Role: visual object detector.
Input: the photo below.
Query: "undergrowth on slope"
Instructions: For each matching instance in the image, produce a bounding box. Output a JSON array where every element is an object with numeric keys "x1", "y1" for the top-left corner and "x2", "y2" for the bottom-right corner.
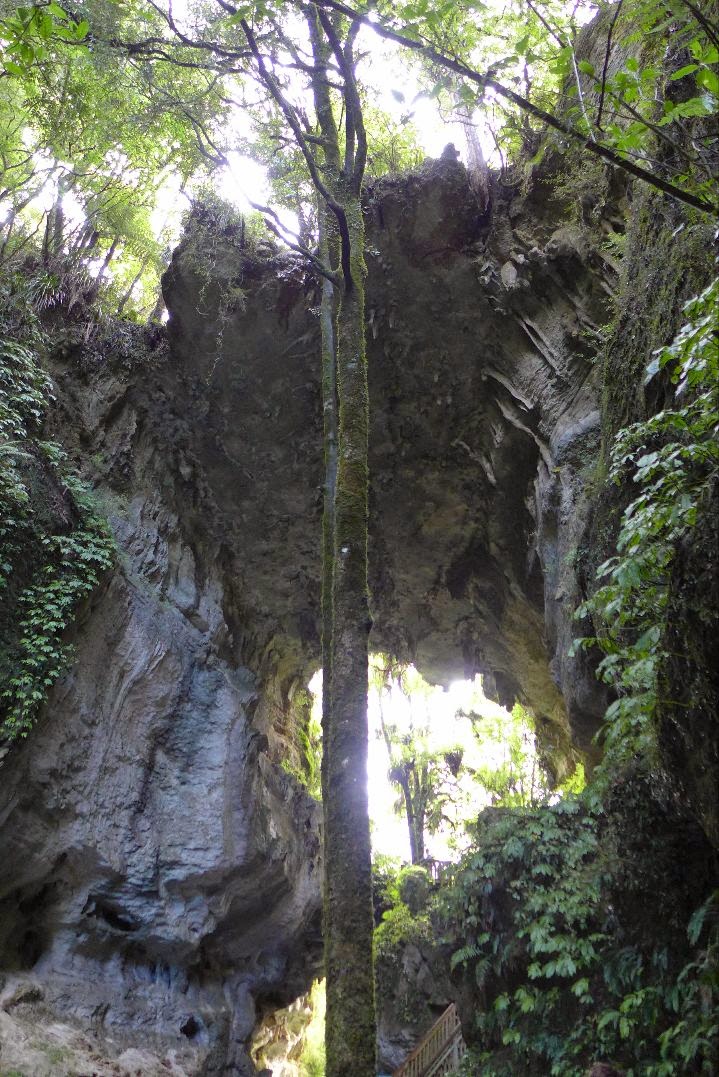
[
  {"x1": 448, "y1": 791, "x2": 717, "y2": 1076},
  {"x1": 0, "y1": 316, "x2": 114, "y2": 742}
]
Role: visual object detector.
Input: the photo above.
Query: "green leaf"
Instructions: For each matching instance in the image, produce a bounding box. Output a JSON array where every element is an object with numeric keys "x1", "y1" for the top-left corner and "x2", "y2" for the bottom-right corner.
[
  {"x1": 597, "y1": 1010, "x2": 619, "y2": 1032},
  {"x1": 458, "y1": 82, "x2": 476, "y2": 107},
  {"x1": 668, "y1": 64, "x2": 698, "y2": 81},
  {"x1": 696, "y1": 68, "x2": 719, "y2": 96}
]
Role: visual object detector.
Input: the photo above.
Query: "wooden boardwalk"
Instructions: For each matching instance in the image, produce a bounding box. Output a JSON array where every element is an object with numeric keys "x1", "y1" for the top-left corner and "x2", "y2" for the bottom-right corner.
[{"x1": 392, "y1": 1003, "x2": 466, "y2": 1077}]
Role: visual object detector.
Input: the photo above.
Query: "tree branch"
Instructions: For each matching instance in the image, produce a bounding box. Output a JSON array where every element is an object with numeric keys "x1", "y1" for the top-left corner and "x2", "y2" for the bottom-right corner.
[
  {"x1": 304, "y1": 0, "x2": 719, "y2": 217},
  {"x1": 143, "y1": 0, "x2": 252, "y2": 61},
  {"x1": 679, "y1": 0, "x2": 719, "y2": 50},
  {"x1": 238, "y1": 11, "x2": 356, "y2": 282},
  {"x1": 249, "y1": 198, "x2": 341, "y2": 284},
  {"x1": 315, "y1": 5, "x2": 365, "y2": 188},
  {"x1": 597, "y1": 0, "x2": 623, "y2": 131}
]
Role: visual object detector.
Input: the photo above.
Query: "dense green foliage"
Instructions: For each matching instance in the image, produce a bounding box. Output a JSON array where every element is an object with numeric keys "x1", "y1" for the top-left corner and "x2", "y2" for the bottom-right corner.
[
  {"x1": 2, "y1": 0, "x2": 716, "y2": 323},
  {"x1": 447, "y1": 788, "x2": 717, "y2": 1075},
  {"x1": 464, "y1": 702, "x2": 552, "y2": 808},
  {"x1": 574, "y1": 277, "x2": 719, "y2": 777},
  {"x1": 0, "y1": 471, "x2": 113, "y2": 739},
  {"x1": 369, "y1": 657, "x2": 554, "y2": 864},
  {"x1": 0, "y1": 293, "x2": 114, "y2": 741},
  {"x1": 343, "y1": 0, "x2": 718, "y2": 214},
  {"x1": 0, "y1": 0, "x2": 226, "y2": 315},
  {"x1": 282, "y1": 685, "x2": 324, "y2": 800},
  {"x1": 373, "y1": 861, "x2": 435, "y2": 948},
  {"x1": 375, "y1": 895, "x2": 433, "y2": 961}
]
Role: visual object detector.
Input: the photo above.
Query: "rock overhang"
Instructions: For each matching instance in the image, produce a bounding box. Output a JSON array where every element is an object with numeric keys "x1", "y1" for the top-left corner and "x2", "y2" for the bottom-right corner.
[{"x1": 162, "y1": 157, "x2": 612, "y2": 772}]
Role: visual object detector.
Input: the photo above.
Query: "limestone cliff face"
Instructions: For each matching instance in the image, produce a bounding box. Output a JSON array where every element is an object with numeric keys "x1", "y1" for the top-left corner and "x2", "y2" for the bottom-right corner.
[
  {"x1": 0, "y1": 158, "x2": 619, "y2": 1073},
  {"x1": 375, "y1": 932, "x2": 454, "y2": 1072},
  {"x1": 0, "y1": 332, "x2": 322, "y2": 1074},
  {"x1": 164, "y1": 159, "x2": 616, "y2": 775}
]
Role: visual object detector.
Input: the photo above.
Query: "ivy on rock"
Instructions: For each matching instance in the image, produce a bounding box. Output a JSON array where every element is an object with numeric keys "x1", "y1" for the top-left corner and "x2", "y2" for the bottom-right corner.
[
  {"x1": 0, "y1": 331, "x2": 114, "y2": 743},
  {"x1": 573, "y1": 277, "x2": 719, "y2": 777}
]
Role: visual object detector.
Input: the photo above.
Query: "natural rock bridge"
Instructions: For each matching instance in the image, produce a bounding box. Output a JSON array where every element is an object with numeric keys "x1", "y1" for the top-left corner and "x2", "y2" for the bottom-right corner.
[{"x1": 0, "y1": 157, "x2": 616, "y2": 1072}]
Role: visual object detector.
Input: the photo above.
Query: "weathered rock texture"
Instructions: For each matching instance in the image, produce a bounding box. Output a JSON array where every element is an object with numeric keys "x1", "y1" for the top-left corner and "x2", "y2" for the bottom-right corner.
[
  {"x1": 375, "y1": 932, "x2": 454, "y2": 1073},
  {"x1": 659, "y1": 476, "x2": 719, "y2": 848},
  {"x1": 0, "y1": 986, "x2": 196, "y2": 1076},
  {"x1": 164, "y1": 160, "x2": 617, "y2": 775},
  {"x1": 0, "y1": 324, "x2": 323, "y2": 1074},
  {"x1": 0, "y1": 157, "x2": 626, "y2": 1072},
  {"x1": 250, "y1": 987, "x2": 315, "y2": 1076}
]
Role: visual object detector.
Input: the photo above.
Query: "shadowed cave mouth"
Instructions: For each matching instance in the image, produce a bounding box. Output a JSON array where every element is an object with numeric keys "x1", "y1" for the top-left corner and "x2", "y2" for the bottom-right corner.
[{"x1": 82, "y1": 895, "x2": 141, "y2": 934}]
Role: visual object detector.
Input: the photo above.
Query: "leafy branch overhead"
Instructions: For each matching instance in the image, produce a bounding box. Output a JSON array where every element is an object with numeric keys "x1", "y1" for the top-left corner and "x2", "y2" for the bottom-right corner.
[
  {"x1": 1, "y1": 0, "x2": 717, "y2": 320},
  {"x1": 301, "y1": 0, "x2": 718, "y2": 215}
]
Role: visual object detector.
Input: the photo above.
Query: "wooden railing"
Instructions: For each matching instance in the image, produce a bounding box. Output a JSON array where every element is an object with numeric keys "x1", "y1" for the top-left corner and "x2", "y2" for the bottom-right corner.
[
  {"x1": 419, "y1": 858, "x2": 455, "y2": 886},
  {"x1": 392, "y1": 1003, "x2": 466, "y2": 1077}
]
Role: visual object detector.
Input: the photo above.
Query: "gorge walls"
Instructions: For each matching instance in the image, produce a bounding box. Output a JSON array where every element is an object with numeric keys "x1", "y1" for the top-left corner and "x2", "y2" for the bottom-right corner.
[{"x1": 0, "y1": 153, "x2": 714, "y2": 1074}]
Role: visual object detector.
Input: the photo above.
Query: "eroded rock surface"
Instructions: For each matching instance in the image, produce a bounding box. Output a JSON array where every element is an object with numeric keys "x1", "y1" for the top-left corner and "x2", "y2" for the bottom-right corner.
[
  {"x1": 164, "y1": 159, "x2": 614, "y2": 772},
  {"x1": 0, "y1": 341, "x2": 323, "y2": 1073},
  {"x1": 250, "y1": 988, "x2": 315, "y2": 1076},
  {"x1": 0, "y1": 984, "x2": 196, "y2": 1076},
  {"x1": 376, "y1": 935, "x2": 454, "y2": 1073}
]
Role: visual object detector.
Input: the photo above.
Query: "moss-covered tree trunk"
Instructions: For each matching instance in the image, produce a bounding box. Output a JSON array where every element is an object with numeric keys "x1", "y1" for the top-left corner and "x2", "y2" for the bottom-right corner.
[
  {"x1": 242, "y1": 9, "x2": 376, "y2": 1070},
  {"x1": 324, "y1": 194, "x2": 375, "y2": 1077},
  {"x1": 318, "y1": 200, "x2": 376, "y2": 1073},
  {"x1": 319, "y1": 203, "x2": 338, "y2": 808}
]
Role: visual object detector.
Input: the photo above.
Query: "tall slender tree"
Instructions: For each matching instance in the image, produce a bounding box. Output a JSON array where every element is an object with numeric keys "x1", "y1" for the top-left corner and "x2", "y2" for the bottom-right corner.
[
  {"x1": 231, "y1": 7, "x2": 376, "y2": 1072},
  {"x1": 372, "y1": 656, "x2": 464, "y2": 864}
]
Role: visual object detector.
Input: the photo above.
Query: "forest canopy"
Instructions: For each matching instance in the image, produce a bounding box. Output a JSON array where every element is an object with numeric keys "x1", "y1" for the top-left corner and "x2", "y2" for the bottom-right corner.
[{"x1": 0, "y1": 0, "x2": 716, "y2": 316}]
